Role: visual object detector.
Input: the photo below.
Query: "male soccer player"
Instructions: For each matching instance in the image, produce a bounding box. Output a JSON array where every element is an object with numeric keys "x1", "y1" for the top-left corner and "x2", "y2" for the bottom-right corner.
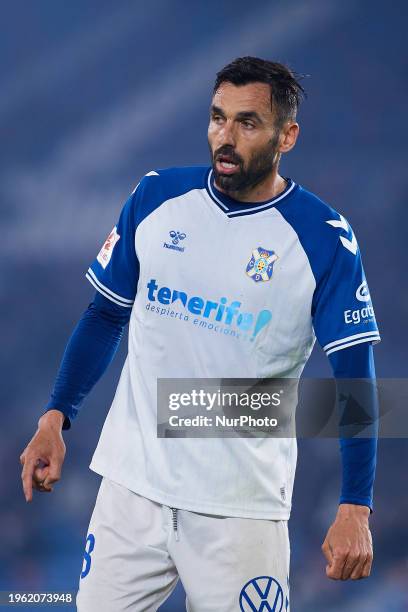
[{"x1": 20, "y1": 57, "x2": 380, "y2": 611}]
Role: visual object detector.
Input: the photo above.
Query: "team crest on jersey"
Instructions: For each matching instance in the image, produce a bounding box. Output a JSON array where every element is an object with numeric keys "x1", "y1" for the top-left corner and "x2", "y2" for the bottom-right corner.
[
  {"x1": 97, "y1": 226, "x2": 120, "y2": 269},
  {"x1": 246, "y1": 247, "x2": 278, "y2": 283}
]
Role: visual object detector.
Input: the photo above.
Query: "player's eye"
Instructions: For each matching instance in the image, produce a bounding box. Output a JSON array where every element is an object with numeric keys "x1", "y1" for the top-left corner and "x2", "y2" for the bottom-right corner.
[
  {"x1": 212, "y1": 115, "x2": 224, "y2": 123},
  {"x1": 241, "y1": 120, "x2": 255, "y2": 129}
]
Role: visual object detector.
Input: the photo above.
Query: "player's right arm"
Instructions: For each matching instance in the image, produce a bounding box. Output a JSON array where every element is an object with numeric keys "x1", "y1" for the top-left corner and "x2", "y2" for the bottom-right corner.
[
  {"x1": 20, "y1": 181, "x2": 143, "y2": 502},
  {"x1": 20, "y1": 292, "x2": 132, "y2": 501}
]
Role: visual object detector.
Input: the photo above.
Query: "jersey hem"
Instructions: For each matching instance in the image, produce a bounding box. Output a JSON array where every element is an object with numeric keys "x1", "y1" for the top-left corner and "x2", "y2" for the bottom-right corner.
[{"x1": 89, "y1": 463, "x2": 291, "y2": 520}]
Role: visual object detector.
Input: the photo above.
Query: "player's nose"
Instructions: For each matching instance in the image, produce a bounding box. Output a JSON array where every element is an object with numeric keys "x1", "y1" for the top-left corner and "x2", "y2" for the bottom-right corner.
[{"x1": 218, "y1": 119, "x2": 237, "y2": 147}]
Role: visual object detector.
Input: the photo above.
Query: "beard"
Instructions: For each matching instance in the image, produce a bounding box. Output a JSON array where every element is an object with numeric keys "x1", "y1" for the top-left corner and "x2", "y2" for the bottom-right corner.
[{"x1": 209, "y1": 133, "x2": 280, "y2": 197}]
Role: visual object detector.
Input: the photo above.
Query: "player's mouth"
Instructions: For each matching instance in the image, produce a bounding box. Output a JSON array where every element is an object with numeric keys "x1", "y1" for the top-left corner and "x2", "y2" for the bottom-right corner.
[{"x1": 215, "y1": 155, "x2": 240, "y2": 175}]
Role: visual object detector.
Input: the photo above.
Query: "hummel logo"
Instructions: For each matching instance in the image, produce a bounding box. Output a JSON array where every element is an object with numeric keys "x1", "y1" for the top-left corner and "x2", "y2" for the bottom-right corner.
[
  {"x1": 163, "y1": 230, "x2": 187, "y2": 253},
  {"x1": 169, "y1": 230, "x2": 186, "y2": 245}
]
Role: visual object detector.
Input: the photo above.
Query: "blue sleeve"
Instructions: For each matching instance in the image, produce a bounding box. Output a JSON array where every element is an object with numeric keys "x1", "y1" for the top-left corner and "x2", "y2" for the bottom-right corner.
[
  {"x1": 45, "y1": 170, "x2": 172, "y2": 427},
  {"x1": 329, "y1": 342, "x2": 378, "y2": 512},
  {"x1": 44, "y1": 292, "x2": 131, "y2": 429},
  {"x1": 313, "y1": 230, "x2": 381, "y2": 357},
  {"x1": 85, "y1": 190, "x2": 139, "y2": 308},
  {"x1": 85, "y1": 170, "x2": 166, "y2": 306},
  {"x1": 275, "y1": 194, "x2": 381, "y2": 356}
]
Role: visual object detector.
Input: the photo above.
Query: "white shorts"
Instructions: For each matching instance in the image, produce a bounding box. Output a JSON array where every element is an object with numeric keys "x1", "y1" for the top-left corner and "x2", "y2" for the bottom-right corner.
[{"x1": 76, "y1": 477, "x2": 290, "y2": 612}]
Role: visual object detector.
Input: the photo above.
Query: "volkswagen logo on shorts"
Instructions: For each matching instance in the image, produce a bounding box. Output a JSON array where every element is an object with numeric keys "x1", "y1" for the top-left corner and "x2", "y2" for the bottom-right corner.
[{"x1": 239, "y1": 575, "x2": 284, "y2": 611}]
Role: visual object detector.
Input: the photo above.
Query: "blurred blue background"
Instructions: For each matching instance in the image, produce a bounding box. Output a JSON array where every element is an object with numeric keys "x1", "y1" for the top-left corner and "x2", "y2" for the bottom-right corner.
[{"x1": 1, "y1": 0, "x2": 407, "y2": 609}]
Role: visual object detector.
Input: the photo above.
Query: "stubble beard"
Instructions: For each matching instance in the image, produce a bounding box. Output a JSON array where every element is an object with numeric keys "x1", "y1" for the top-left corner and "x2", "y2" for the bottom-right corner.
[{"x1": 209, "y1": 133, "x2": 280, "y2": 198}]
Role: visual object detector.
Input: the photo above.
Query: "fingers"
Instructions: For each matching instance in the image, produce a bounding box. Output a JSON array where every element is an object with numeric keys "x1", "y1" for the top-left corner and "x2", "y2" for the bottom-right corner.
[
  {"x1": 326, "y1": 549, "x2": 373, "y2": 580},
  {"x1": 29, "y1": 461, "x2": 61, "y2": 494},
  {"x1": 43, "y1": 463, "x2": 62, "y2": 489},
  {"x1": 322, "y1": 538, "x2": 346, "y2": 581},
  {"x1": 350, "y1": 553, "x2": 370, "y2": 580},
  {"x1": 350, "y1": 552, "x2": 373, "y2": 580},
  {"x1": 21, "y1": 452, "x2": 59, "y2": 501},
  {"x1": 21, "y1": 456, "x2": 37, "y2": 502},
  {"x1": 20, "y1": 429, "x2": 65, "y2": 502},
  {"x1": 360, "y1": 553, "x2": 373, "y2": 578},
  {"x1": 326, "y1": 549, "x2": 347, "y2": 580},
  {"x1": 33, "y1": 466, "x2": 53, "y2": 493},
  {"x1": 38, "y1": 482, "x2": 53, "y2": 493},
  {"x1": 321, "y1": 538, "x2": 332, "y2": 564},
  {"x1": 341, "y1": 551, "x2": 361, "y2": 580}
]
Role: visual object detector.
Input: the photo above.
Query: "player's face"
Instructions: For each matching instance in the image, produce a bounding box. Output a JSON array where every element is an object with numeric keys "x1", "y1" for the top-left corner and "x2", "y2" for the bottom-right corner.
[{"x1": 208, "y1": 82, "x2": 281, "y2": 196}]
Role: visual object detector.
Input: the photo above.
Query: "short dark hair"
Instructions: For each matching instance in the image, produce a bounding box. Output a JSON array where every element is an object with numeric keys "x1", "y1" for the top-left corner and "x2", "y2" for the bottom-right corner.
[{"x1": 213, "y1": 56, "x2": 307, "y2": 129}]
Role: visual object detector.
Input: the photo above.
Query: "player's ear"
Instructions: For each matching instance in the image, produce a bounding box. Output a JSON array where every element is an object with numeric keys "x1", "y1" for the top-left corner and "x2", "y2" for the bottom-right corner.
[{"x1": 278, "y1": 122, "x2": 299, "y2": 153}]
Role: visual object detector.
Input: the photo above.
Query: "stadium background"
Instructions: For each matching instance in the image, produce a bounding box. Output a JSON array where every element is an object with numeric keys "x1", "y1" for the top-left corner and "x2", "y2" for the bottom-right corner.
[{"x1": 1, "y1": 0, "x2": 407, "y2": 609}]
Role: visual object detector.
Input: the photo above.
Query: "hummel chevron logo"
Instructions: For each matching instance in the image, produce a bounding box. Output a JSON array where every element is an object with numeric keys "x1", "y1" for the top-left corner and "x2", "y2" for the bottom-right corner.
[{"x1": 326, "y1": 214, "x2": 358, "y2": 255}]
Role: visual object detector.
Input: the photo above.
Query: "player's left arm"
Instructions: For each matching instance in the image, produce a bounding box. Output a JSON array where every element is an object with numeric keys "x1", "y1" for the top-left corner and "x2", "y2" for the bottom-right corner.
[
  {"x1": 321, "y1": 342, "x2": 378, "y2": 580},
  {"x1": 311, "y1": 217, "x2": 381, "y2": 581}
]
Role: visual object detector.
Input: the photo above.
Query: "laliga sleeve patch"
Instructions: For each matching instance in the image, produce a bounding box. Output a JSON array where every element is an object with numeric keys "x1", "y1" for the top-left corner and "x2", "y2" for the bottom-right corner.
[{"x1": 97, "y1": 226, "x2": 120, "y2": 269}]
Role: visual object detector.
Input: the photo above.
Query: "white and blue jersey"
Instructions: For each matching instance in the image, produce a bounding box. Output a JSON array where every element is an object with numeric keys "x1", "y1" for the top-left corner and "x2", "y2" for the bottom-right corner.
[{"x1": 85, "y1": 166, "x2": 380, "y2": 519}]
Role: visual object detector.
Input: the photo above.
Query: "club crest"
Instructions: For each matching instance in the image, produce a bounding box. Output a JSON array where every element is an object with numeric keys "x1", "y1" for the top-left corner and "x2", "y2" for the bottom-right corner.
[{"x1": 246, "y1": 247, "x2": 278, "y2": 283}]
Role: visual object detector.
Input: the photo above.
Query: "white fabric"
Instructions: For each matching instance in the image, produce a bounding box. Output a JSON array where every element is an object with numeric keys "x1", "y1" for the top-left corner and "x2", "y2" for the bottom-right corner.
[
  {"x1": 88, "y1": 168, "x2": 379, "y2": 519},
  {"x1": 90, "y1": 190, "x2": 315, "y2": 519},
  {"x1": 76, "y1": 477, "x2": 290, "y2": 612}
]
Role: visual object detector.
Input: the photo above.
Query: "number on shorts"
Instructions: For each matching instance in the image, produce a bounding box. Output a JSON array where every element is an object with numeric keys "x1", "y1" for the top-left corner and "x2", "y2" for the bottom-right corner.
[{"x1": 81, "y1": 533, "x2": 95, "y2": 579}]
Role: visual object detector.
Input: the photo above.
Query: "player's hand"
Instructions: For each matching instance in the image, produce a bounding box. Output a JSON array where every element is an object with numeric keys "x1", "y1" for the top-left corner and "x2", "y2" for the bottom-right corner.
[
  {"x1": 321, "y1": 503, "x2": 373, "y2": 580},
  {"x1": 20, "y1": 410, "x2": 66, "y2": 502}
]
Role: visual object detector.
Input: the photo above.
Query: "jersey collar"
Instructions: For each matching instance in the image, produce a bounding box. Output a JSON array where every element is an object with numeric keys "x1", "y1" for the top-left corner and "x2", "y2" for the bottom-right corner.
[{"x1": 205, "y1": 168, "x2": 297, "y2": 218}]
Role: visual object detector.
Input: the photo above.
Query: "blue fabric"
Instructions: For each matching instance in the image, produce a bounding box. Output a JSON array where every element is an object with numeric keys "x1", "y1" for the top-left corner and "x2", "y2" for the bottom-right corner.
[
  {"x1": 47, "y1": 166, "x2": 212, "y2": 428},
  {"x1": 275, "y1": 190, "x2": 380, "y2": 354},
  {"x1": 329, "y1": 343, "x2": 378, "y2": 511},
  {"x1": 87, "y1": 192, "x2": 140, "y2": 307},
  {"x1": 87, "y1": 166, "x2": 209, "y2": 307},
  {"x1": 44, "y1": 292, "x2": 130, "y2": 429}
]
